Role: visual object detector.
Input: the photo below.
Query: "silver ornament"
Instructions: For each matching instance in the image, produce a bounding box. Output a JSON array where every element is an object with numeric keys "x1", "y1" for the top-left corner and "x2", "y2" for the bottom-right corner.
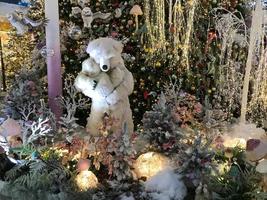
[
  {"x1": 68, "y1": 26, "x2": 82, "y2": 40},
  {"x1": 40, "y1": 46, "x2": 55, "y2": 58},
  {"x1": 115, "y1": 8, "x2": 122, "y2": 18},
  {"x1": 71, "y1": 7, "x2": 82, "y2": 17}
]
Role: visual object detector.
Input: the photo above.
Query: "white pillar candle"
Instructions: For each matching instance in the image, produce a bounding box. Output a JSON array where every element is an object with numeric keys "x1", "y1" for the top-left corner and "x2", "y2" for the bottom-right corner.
[{"x1": 45, "y1": 0, "x2": 62, "y2": 119}]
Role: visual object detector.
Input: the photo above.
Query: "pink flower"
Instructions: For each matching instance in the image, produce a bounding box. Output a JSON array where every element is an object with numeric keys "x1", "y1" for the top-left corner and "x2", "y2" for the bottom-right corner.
[
  {"x1": 111, "y1": 31, "x2": 119, "y2": 38},
  {"x1": 194, "y1": 103, "x2": 203, "y2": 114}
]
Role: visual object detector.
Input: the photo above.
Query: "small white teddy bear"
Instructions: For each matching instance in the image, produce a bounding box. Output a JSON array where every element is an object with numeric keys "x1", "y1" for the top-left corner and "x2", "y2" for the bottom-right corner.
[{"x1": 86, "y1": 38, "x2": 134, "y2": 105}]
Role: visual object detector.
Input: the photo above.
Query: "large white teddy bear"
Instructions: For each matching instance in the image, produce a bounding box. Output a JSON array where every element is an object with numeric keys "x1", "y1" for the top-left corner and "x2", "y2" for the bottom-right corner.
[{"x1": 75, "y1": 37, "x2": 134, "y2": 136}]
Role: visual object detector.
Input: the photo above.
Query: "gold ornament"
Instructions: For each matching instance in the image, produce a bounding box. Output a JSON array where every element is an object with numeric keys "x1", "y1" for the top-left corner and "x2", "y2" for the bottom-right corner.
[
  {"x1": 134, "y1": 152, "x2": 170, "y2": 179},
  {"x1": 76, "y1": 170, "x2": 98, "y2": 191}
]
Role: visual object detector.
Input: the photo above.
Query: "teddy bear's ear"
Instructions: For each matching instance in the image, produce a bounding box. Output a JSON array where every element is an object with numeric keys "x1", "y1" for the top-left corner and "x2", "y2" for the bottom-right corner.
[
  {"x1": 86, "y1": 40, "x2": 100, "y2": 54},
  {"x1": 112, "y1": 41, "x2": 123, "y2": 53}
]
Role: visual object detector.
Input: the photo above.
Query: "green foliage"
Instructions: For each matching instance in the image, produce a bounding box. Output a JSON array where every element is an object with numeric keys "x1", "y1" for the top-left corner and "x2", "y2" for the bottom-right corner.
[
  {"x1": 1, "y1": 159, "x2": 72, "y2": 200},
  {"x1": 11, "y1": 145, "x2": 35, "y2": 159},
  {"x1": 179, "y1": 134, "x2": 216, "y2": 188},
  {"x1": 3, "y1": 67, "x2": 45, "y2": 120},
  {"x1": 208, "y1": 146, "x2": 267, "y2": 200}
]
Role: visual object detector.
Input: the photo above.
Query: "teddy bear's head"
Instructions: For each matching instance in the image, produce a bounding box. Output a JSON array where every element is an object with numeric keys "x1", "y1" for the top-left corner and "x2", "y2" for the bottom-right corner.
[
  {"x1": 86, "y1": 37, "x2": 123, "y2": 72},
  {"x1": 82, "y1": 58, "x2": 101, "y2": 77}
]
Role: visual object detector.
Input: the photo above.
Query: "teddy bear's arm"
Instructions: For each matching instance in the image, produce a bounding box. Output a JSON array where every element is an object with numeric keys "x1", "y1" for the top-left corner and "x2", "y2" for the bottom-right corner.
[
  {"x1": 109, "y1": 67, "x2": 125, "y2": 87},
  {"x1": 105, "y1": 71, "x2": 134, "y2": 105}
]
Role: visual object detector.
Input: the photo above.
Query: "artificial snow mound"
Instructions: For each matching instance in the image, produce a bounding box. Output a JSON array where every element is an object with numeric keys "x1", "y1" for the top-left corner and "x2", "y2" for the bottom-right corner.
[
  {"x1": 231, "y1": 123, "x2": 265, "y2": 140},
  {"x1": 120, "y1": 193, "x2": 135, "y2": 200},
  {"x1": 222, "y1": 123, "x2": 266, "y2": 148},
  {"x1": 145, "y1": 169, "x2": 187, "y2": 200}
]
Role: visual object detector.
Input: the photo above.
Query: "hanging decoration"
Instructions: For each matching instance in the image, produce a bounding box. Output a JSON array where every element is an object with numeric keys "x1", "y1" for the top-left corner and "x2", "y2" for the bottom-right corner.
[
  {"x1": 247, "y1": 1, "x2": 267, "y2": 124},
  {"x1": 7, "y1": 11, "x2": 47, "y2": 35},
  {"x1": 212, "y1": 7, "x2": 247, "y2": 117},
  {"x1": 143, "y1": 0, "x2": 198, "y2": 71},
  {"x1": 182, "y1": 0, "x2": 198, "y2": 71},
  {"x1": 240, "y1": 0, "x2": 265, "y2": 123},
  {"x1": 144, "y1": 0, "x2": 166, "y2": 53},
  {"x1": 81, "y1": 7, "x2": 111, "y2": 29}
]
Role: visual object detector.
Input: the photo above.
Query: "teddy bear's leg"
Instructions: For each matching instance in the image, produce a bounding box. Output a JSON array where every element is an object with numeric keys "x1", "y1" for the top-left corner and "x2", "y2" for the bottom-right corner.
[
  {"x1": 86, "y1": 100, "x2": 110, "y2": 136},
  {"x1": 86, "y1": 111, "x2": 104, "y2": 136},
  {"x1": 86, "y1": 116, "x2": 101, "y2": 136},
  {"x1": 124, "y1": 104, "x2": 134, "y2": 136}
]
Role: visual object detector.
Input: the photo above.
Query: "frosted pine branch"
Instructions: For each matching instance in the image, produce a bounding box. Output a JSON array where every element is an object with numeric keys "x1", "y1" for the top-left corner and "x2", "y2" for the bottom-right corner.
[
  {"x1": 18, "y1": 101, "x2": 37, "y2": 121},
  {"x1": 57, "y1": 74, "x2": 89, "y2": 130},
  {"x1": 26, "y1": 118, "x2": 52, "y2": 145}
]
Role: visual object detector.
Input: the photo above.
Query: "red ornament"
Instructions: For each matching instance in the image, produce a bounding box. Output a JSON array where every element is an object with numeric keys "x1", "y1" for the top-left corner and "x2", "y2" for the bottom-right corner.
[
  {"x1": 143, "y1": 91, "x2": 149, "y2": 100},
  {"x1": 111, "y1": 31, "x2": 119, "y2": 38},
  {"x1": 77, "y1": 159, "x2": 91, "y2": 172},
  {"x1": 246, "y1": 139, "x2": 261, "y2": 151}
]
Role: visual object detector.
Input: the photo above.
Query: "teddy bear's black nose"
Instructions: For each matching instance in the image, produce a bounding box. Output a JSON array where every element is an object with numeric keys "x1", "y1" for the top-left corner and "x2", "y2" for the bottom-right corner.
[{"x1": 102, "y1": 65, "x2": 108, "y2": 71}]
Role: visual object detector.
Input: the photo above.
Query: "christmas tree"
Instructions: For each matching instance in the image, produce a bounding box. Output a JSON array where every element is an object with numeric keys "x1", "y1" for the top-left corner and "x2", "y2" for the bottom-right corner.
[{"x1": 1, "y1": 0, "x2": 267, "y2": 200}]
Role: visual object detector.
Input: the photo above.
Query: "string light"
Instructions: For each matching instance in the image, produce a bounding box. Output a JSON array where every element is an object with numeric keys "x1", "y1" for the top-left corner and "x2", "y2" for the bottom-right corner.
[{"x1": 182, "y1": 0, "x2": 198, "y2": 71}]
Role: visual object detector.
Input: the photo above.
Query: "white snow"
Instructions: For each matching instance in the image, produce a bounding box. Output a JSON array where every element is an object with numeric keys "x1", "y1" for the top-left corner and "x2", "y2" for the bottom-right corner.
[
  {"x1": 144, "y1": 169, "x2": 187, "y2": 200},
  {"x1": 120, "y1": 193, "x2": 135, "y2": 200}
]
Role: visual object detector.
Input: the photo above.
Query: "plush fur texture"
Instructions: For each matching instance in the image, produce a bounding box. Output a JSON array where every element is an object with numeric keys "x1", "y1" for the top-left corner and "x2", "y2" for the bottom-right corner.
[{"x1": 75, "y1": 37, "x2": 134, "y2": 136}]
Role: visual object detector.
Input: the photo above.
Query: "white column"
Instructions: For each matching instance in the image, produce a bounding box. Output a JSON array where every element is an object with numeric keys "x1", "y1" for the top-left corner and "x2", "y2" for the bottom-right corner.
[
  {"x1": 240, "y1": 0, "x2": 263, "y2": 123},
  {"x1": 45, "y1": 0, "x2": 62, "y2": 119}
]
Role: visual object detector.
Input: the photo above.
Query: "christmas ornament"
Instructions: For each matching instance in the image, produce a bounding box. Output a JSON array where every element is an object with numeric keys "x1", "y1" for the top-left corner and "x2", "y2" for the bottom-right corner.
[
  {"x1": 78, "y1": 0, "x2": 90, "y2": 8},
  {"x1": 71, "y1": 6, "x2": 82, "y2": 17},
  {"x1": 130, "y1": 5, "x2": 143, "y2": 32},
  {"x1": 77, "y1": 159, "x2": 91, "y2": 172},
  {"x1": 81, "y1": 7, "x2": 111, "y2": 28},
  {"x1": 68, "y1": 25, "x2": 82, "y2": 40},
  {"x1": 7, "y1": 11, "x2": 47, "y2": 35},
  {"x1": 256, "y1": 159, "x2": 267, "y2": 191},
  {"x1": 115, "y1": 8, "x2": 122, "y2": 18},
  {"x1": 76, "y1": 170, "x2": 98, "y2": 191},
  {"x1": 134, "y1": 152, "x2": 170, "y2": 179},
  {"x1": 70, "y1": 0, "x2": 77, "y2": 4},
  {"x1": 40, "y1": 46, "x2": 55, "y2": 58},
  {"x1": 127, "y1": 20, "x2": 133, "y2": 25}
]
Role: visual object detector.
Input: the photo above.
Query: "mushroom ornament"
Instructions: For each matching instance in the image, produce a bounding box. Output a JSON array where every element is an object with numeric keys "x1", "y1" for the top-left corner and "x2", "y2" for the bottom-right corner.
[
  {"x1": 129, "y1": 5, "x2": 143, "y2": 32},
  {"x1": 246, "y1": 139, "x2": 267, "y2": 191},
  {"x1": 81, "y1": 7, "x2": 111, "y2": 29},
  {"x1": 256, "y1": 160, "x2": 267, "y2": 191}
]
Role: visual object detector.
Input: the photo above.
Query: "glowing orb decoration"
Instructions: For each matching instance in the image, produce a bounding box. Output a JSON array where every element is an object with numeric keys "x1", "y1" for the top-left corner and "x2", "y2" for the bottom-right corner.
[
  {"x1": 76, "y1": 170, "x2": 98, "y2": 191},
  {"x1": 134, "y1": 152, "x2": 170, "y2": 179},
  {"x1": 223, "y1": 137, "x2": 246, "y2": 148}
]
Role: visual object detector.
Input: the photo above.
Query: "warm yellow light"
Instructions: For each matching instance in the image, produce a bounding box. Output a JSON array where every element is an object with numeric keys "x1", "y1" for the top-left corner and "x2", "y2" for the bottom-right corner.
[
  {"x1": 223, "y1": 137, "x2": 246, "y2": 149},
  {"x1": 134, "y1": 152, "x2": 169, "y2": 179},
  {"x1": 217, "y1": 162, "x2": 230, "y2": 175},
  {"x1": 76, "y1": 170, "x2": 98, "y2": 191}
]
